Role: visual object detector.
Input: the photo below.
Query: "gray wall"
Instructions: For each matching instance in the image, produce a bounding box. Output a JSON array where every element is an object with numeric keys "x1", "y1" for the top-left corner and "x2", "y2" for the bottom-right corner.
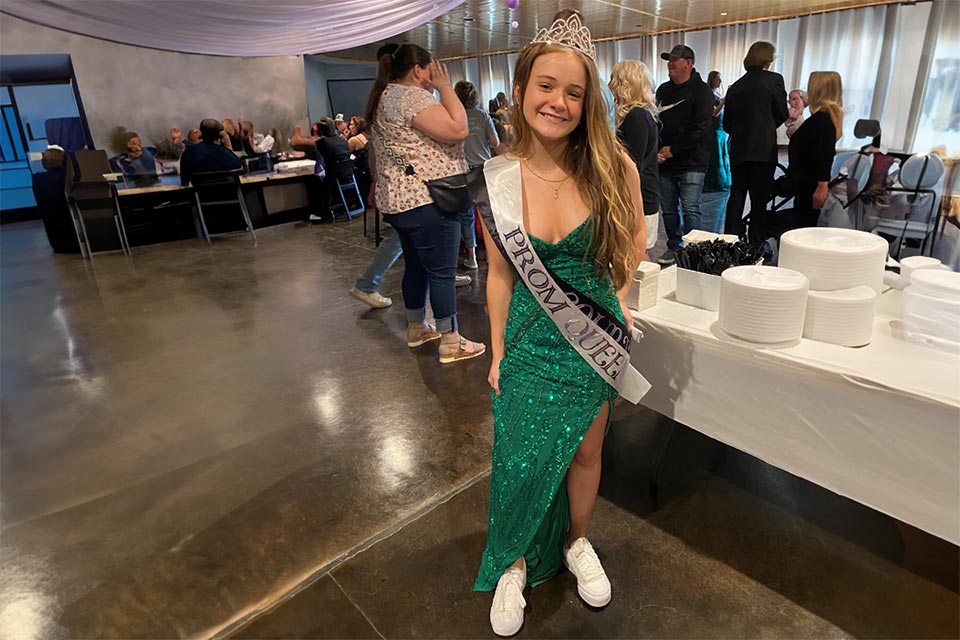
[
  {"x1": 0, "y1": 15, "x2": 310, "y2": 153},
  {"x1": 304, "y1": 57, "x2": 377, "y2": 124}
]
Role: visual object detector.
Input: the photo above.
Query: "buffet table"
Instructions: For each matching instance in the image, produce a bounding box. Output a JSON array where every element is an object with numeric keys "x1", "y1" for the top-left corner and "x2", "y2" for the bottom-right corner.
[{"x1": 629, "y1": 266, "x2": 960, "y2": 544}]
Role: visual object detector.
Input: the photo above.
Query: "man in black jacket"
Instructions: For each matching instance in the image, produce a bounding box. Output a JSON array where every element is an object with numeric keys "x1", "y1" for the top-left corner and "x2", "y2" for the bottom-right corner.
[
  {"x1": 723, "y1": 41, "x2": 789, "y2": 239},
  {"x1": 655, "y1": 44, "x2": 715, "y2": 264}
]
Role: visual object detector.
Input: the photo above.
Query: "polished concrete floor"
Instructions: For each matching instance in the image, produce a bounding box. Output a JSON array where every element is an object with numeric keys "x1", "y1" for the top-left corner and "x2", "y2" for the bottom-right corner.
[{"x1": 1, "y1": 218, "x2": 957, "y2": 639}]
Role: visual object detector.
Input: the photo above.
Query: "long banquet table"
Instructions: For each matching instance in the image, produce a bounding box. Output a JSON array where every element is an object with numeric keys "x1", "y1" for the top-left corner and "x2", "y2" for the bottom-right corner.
[{"x1": 629, "y1": 266, "x2": 960, "y2": 545}]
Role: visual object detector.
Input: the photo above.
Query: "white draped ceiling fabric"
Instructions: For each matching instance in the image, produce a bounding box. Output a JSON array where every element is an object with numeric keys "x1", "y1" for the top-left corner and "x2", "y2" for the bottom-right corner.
[{"x1": 0, "y1": 0, "x2": 466, "y2": 57}]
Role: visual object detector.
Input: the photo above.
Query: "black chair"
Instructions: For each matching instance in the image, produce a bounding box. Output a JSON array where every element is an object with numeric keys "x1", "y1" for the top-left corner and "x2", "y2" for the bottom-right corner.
[
  {"x1": 67, "y1": 149, "x2": 130, "y2": 257},
  {"x1": 190, "y1": 168, "x2": 256, "y2": 242}
]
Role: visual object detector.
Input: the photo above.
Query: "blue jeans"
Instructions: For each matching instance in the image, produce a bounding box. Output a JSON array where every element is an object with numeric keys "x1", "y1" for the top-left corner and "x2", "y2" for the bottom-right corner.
[
  {"x1": 386, "y1": 202, "x2": 461, "y2": 334},
  {"x1": 355, "y1": 225, "x2": 403, "y2": 293},
  {"x1": 460, "y1": 206, "x2": 476, "y2": 248},
  {"x1": 659, "y1": 171, "x2": 706, "y2": 250},
  {"x1": 701, "y1": 190, "x2": 730, "y2": 235}
]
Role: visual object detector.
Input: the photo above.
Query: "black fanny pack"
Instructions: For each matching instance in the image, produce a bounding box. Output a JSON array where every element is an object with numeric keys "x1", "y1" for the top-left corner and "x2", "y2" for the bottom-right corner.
[{"x1": 405, "y1": 165, "x2": 472, "y2": 213}]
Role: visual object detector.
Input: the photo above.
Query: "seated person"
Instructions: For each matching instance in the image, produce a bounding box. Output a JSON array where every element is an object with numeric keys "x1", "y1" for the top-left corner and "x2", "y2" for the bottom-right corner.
[
  {"x1": 179, "y1": 118, "x2": 242, "y2": 186},
  {"x1": 155, "y1": 127, "x2": 185, "y2": 159},
  {"x1": 347, "y1": 117, "x2": 369, "y2": 152},
  {"x1": 289, "y1": 124, "x2": 320, "y2": 159},
  {"x1": 316, "y1": 118, "x2": 351, "y2": 175},
  {"x1": 334, "y1": 113, "x2": 349, "y2": 139},
  {"x1": 308, "y1": 119, "x2": 351, "y2": 222},
  {"x1": 240, "y1": 121, "x2": 274, "y2": 156},
  {"x1": 112, "y1": 132, "x2": 158, "y2": 178}
]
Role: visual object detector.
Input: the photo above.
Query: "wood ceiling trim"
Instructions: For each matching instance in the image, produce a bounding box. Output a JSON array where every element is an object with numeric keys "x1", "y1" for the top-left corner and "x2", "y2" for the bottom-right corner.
[{"x1": 591, "y1": 0, "x2": 693, "y2": 28}]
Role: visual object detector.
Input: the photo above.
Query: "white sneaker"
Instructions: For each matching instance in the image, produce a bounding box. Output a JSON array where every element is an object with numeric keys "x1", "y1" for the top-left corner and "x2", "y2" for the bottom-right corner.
[
  {"x1": 490, "y1": 564, "x2": 526, "y2": 637},
  {"x1": 350, "y1": 287, "x2": 392, "y2": 308},
  {"x1": 564, "y1": 538, "x2": 611, "y2": 607},
  {"x1": 455, "y1": 274, "x2": 472, "y2": 287},
  {"x1": 463, "y1": 257, "x2": 479, "y2": 269}
]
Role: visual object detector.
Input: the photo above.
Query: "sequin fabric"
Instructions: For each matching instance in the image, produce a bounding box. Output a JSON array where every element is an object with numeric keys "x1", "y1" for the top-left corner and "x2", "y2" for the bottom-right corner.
[{"x1": 474, "y1": 219, "x2": 621, "y2": 591}]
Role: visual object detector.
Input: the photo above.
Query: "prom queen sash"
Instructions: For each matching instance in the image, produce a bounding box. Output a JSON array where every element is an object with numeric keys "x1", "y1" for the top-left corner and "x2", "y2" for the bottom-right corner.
[{"x1": 482, "y1": 156, "x2": 651, "y2": 404}]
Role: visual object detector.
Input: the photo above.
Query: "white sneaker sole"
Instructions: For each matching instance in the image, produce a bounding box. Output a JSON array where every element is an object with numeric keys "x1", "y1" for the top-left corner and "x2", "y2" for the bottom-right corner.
[
  {"x1": 576, "y1": 584, "x2": 611, "y2": 608},
  {"x1": 438, "y1": 344, "x2": 486, "y2": 364},
  {"x1": 407, "y1": 333, "x2": 441, "y2": 348},
  {"x1": 490, "y1": 612, "x2": 523, "y2": 637},
  {"x1": 349, "y1": 288, "x2": 391, "y2": 308},
  {"x1": 564, "y1": 558, "x2": 611, "y2": 607}
]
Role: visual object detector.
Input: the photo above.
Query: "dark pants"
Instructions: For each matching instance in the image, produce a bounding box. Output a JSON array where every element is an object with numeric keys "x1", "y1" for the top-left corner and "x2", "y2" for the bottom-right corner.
[
  {"x1": 794, "y1": 186, "x2": 821, "y2": 228},
  {"x1": 306, "y1": 175, "x2": 334, "y2": 220},
  {"x1": 725, "y1": 161, "x2": 776, "y2": 239},
  {"x1": 386, "y1": 202, "x2": 462, "y2": 334}
]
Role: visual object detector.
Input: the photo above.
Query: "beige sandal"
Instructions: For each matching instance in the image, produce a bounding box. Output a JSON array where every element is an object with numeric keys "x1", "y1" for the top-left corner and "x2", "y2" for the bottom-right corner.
[
  {"x1": 439, "y1": 335, "x2": 486, "y2": 364},
  {"x1": 407, "y1": 323, "x2": 441, "y2": 348}
]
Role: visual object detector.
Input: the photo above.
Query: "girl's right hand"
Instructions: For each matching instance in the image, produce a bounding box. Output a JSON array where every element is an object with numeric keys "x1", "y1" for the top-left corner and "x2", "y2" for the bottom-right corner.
[{"x1": 488, "y1": 358, "x2": 502, "y2": 396}]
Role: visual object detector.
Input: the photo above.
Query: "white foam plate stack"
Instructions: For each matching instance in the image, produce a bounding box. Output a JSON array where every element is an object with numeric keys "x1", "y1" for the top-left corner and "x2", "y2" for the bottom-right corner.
[
  {"x1": 803, "y1": 286, "x2": 877, "y2": 347},
  {"x1": 719, "y1": 266, "x2": 809, "y2": 343},
  {"x1": 627, "y1": 261, "x2": 660, "y2": 312},
  {"x1": 780, "y1": 228, "x2": 889, "y2": 293},
  {"x1": 903, "y1": 269, "x2": 960, "y2": 352}
]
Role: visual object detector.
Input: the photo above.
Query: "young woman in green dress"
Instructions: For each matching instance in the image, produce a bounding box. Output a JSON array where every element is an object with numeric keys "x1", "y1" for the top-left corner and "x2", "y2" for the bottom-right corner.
[{"x1": 474, "y1": 13, "x2": 649, "y2": 636}]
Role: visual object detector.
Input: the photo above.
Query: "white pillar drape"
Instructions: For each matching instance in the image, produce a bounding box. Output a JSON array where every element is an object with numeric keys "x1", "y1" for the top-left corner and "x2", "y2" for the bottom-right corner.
[
  {"x1": 796, "y1": 5, "x2": 889, "y2": 149},
  {"x1": 477, "y1": 53, "x2": 516, "y2": 107}
]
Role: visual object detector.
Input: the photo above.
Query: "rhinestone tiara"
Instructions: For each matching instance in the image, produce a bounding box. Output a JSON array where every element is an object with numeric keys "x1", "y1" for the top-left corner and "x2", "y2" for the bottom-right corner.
[{"x1": 529, "y1": 14, "x2": 596, "y2": 60}]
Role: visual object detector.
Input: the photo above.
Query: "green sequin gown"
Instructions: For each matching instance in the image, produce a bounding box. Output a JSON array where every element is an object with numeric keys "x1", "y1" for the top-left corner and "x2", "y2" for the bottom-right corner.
[{"x1": 474, "y1": 219, "x2": 622, "y2": 591}]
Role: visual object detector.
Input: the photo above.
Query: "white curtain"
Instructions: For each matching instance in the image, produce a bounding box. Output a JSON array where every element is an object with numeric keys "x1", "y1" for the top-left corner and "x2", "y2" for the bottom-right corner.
[
  {"x1": 594, "y1": 41, "x2": 620, "y2": 86},
  {"x1": 709, "y1": 20, "x2": 779, "y2": 93},
  {"x1": 796, "y1": 6, "x2": 889, "y2": 149},
  {"x1": 0, "y1": 0, "x2": 466, "y2": 56},
  {"x1": 478, "y1": 53, "x2": 515, "y2": 107},
  {"x1": 912, "y1": 0, "x2": 960, "y2": 155},
  {"x1": 593, "y1": 36, "x2": 655, "y2": 86}
]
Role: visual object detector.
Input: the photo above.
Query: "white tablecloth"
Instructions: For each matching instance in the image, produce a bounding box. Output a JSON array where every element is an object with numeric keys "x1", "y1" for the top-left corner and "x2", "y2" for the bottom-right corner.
[{"x1": 630, "y1": 267, "x2": 960, "y2": 544}]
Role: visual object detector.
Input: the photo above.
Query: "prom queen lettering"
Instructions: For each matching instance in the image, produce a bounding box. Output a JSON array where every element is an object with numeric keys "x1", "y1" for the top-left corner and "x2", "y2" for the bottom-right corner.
[{"x1": 501, "y1": 224, "x2": 627, "y2": 380}]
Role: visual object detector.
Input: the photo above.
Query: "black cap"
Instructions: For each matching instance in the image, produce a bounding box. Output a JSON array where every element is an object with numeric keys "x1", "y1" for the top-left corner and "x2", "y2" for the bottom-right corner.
[{"x1": 660, "y1": 44, "x2": 695, "y2": 62}]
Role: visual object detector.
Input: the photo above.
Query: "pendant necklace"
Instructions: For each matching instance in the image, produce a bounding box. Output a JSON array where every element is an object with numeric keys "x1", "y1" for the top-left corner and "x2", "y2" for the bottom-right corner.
[{"x1": 523, "y1": 160, "x2": 570, "y2": 199}]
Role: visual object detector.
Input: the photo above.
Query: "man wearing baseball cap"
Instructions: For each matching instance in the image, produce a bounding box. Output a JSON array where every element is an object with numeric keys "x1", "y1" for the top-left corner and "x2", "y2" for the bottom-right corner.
[
  {"x1": 654, "y1": 44, "x2": 715, "y2": 265},
  {"x1": 333, "y1": 113, "x2": 349, "y2": 139}
]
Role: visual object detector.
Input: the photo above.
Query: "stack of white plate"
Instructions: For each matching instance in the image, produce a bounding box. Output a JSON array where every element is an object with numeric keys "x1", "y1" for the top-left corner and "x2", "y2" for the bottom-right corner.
[
  {"x1": 803, "y1": 286, "x2": 877, "y2": 347},
  {"x1": 780, "y1": 228, "x2": 889, "y2": 292},
  {"x1": 719, "y1": 266, "x2": 809, "y2": 343},
  {"x1": 903, "y1": 269, "x2": 960, "y2": 351}
]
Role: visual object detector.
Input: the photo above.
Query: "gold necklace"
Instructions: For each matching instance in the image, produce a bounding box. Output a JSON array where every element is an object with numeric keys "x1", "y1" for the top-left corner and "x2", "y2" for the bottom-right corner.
[{"x1": 523, "y1": 160, "x2": 570, "y2": 200}]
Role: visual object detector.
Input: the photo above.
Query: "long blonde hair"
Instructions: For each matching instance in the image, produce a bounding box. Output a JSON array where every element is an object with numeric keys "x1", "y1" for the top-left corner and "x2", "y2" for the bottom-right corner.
[
  {"x1": 808, "y1": 71, "x2": 843, "y2": 141},
  {"x1": 608, "y1": 60, "x2": 657, "y2": 127},
  {"x1": 511, "y1": 43, "x2": 638, "y2": 290}
]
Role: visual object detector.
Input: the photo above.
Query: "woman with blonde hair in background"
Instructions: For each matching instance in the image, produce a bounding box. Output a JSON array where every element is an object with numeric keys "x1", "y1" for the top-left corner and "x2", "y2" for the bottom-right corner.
[
  {"x1": 609, "y1": 59, "x2": 661, "y2": 250},
  {"x1": 474, "y1": 12, "x2": 650, "y2": 636},
  {"x1": 787, "y1": 71, "x2": 843, "y2": 227}
]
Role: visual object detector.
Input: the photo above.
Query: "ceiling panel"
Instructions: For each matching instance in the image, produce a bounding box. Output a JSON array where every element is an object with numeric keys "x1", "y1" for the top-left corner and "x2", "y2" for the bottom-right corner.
[{"x1": 317, "y1": 0, "x2": 911, "y2": 62}]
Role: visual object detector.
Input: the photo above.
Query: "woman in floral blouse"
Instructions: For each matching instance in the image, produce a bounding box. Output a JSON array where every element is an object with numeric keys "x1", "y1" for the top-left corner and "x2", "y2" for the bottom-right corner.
[{"x1": 366, "y1": 44, "x2": 486, "y2": 364}]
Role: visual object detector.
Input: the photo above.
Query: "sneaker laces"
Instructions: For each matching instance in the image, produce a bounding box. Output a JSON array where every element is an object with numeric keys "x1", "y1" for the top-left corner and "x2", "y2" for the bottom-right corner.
[
  {"x1": 493, "y1": 568, "x2": 526, "y2": 613},
  {"x1": 570, "y1": 540, "x2": 606, "y2": 584}
]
